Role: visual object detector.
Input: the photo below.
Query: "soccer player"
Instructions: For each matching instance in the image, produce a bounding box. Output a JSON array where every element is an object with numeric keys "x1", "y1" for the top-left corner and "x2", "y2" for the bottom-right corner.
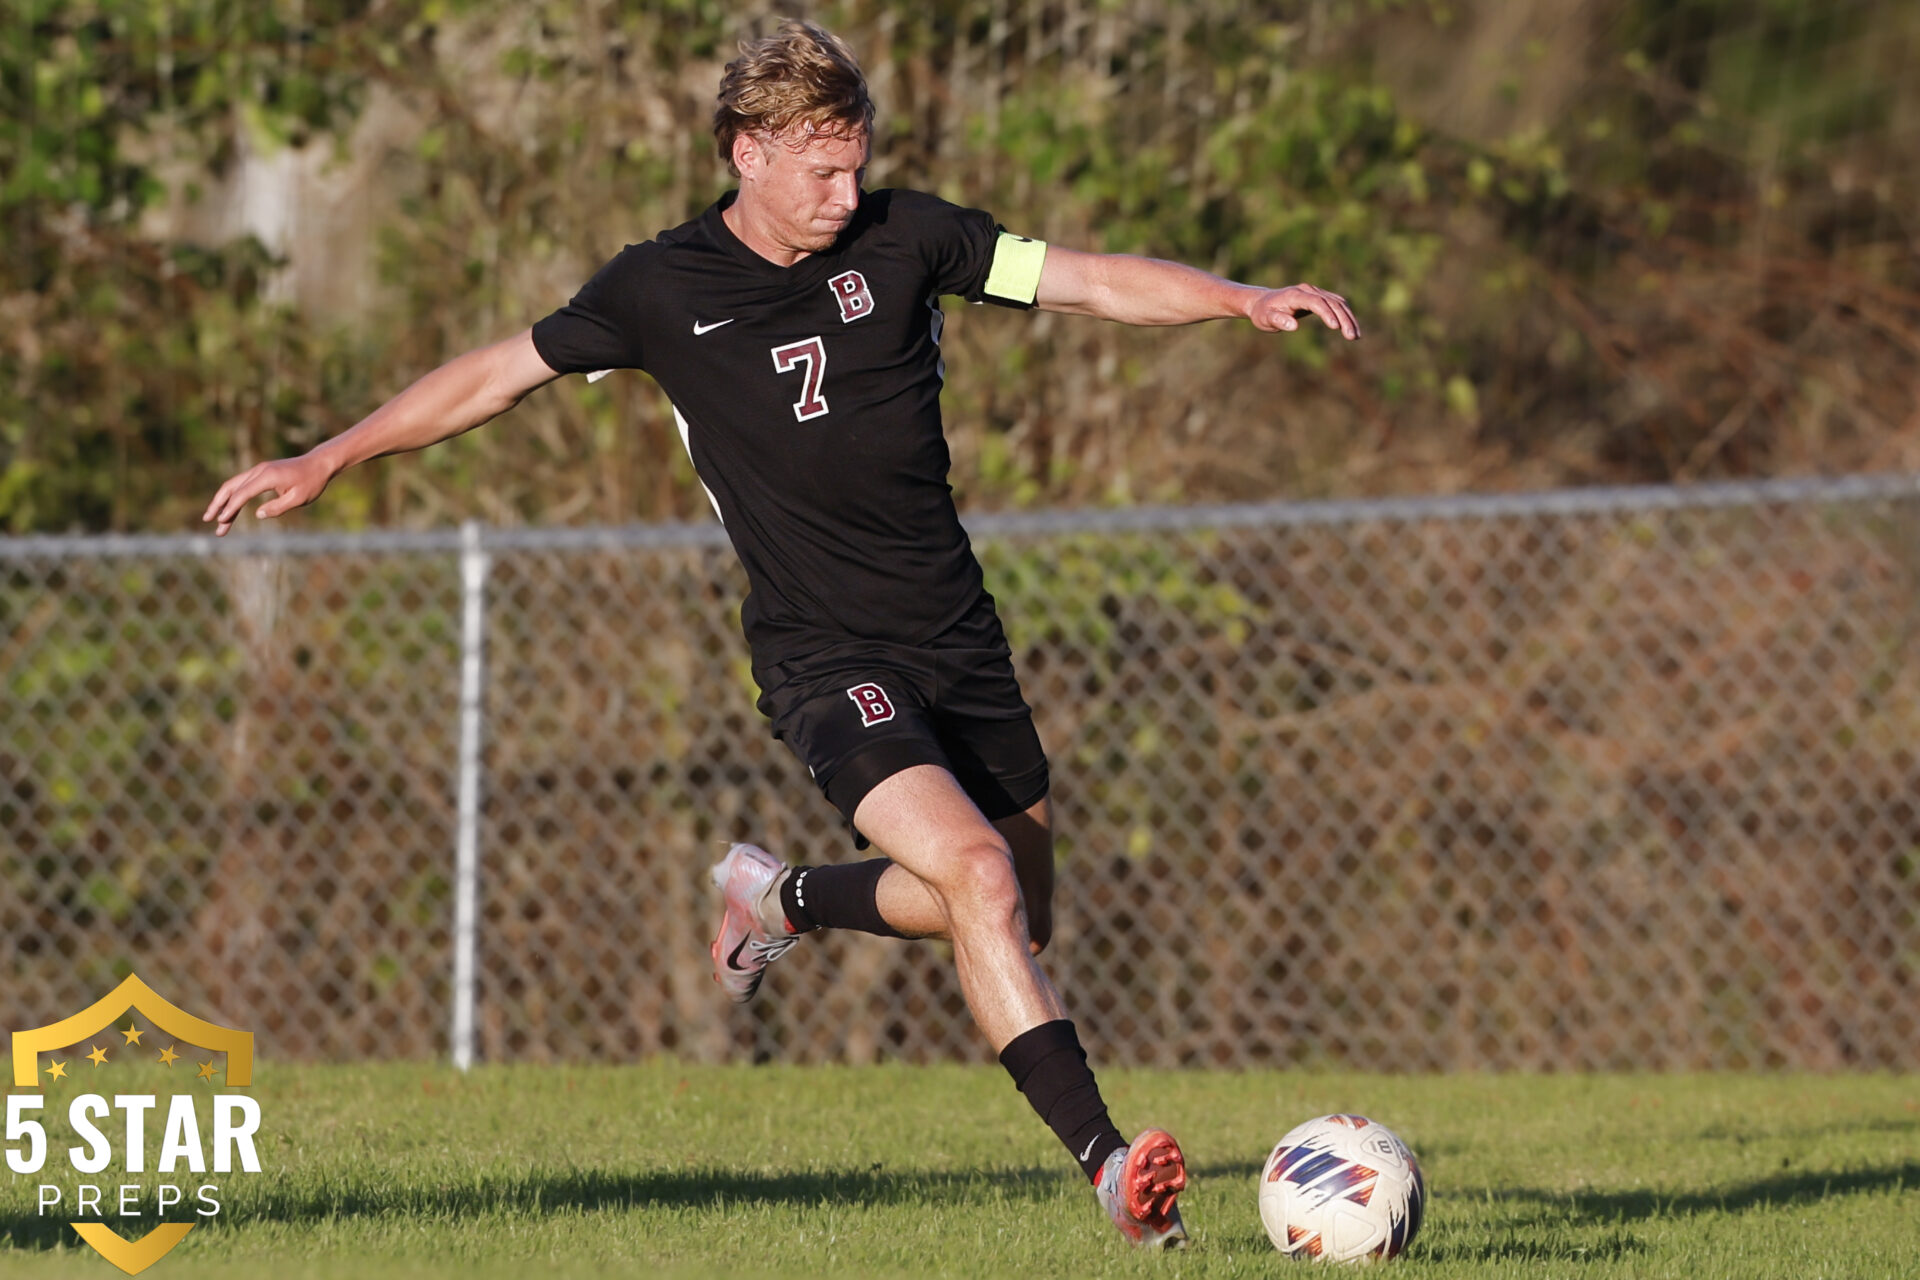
[{"x1": 203, "y1": 19, "x2": 1359, "y2": 1250}]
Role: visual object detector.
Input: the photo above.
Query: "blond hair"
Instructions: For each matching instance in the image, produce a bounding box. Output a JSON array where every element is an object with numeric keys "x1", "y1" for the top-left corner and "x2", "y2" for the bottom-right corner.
[{"x1": 714, "y1": 20, "x2": 874, "y2": 175}]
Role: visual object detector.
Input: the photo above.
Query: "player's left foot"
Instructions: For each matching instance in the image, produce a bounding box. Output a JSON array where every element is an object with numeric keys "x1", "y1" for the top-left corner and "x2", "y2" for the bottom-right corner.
[
  {"x1": 1094, "y1": 1127, "x2": 1189, "y2": 1250},
  {"x1": 708, "y1": 842, "x2": 798, "y2": 1003}
]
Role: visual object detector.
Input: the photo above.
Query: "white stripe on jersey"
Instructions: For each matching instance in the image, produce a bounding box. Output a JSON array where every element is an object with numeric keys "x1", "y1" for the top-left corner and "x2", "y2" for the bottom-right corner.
[
  {"x1": 672, "y1": 403, "x2": 725, "y2": 521},
  {"x1": 927, "y1": 295, "x2": 946, "y2": 383}
]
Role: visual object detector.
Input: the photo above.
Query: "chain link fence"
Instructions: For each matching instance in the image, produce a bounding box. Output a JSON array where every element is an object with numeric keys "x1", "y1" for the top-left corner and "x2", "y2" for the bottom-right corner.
[{"x1": 5, "y1": 476, "x2": 1918, "y2": 1070}]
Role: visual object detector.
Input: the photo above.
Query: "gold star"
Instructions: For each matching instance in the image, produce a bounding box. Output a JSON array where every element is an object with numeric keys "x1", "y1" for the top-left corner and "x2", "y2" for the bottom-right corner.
[
  {"x1": 121, "y1": 1023, "x2": 144, "y2": 1046},
  {"x1": 157, "y1": 1045, "x2": 180, "y2": 1067},
  {"x1": 196, "y1": 1059, "x2": 220, "y2": 1082},
  {"x1": 85, "y1": 1045, "x2": 109, "y2": 1068},
  {"x1": 44, "y1": 1060, "x2": 68, "y2": 1081}
]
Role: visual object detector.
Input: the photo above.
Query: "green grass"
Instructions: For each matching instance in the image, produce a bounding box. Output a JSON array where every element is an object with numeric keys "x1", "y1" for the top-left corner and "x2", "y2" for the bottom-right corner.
[{"x1": 3, "y1": 1066, "x2": 1917, "y2": 1278}]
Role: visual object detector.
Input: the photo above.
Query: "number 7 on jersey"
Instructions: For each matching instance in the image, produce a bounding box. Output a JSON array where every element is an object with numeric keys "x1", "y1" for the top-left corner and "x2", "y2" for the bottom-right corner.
[{"x1": 771, "y1": 337, "x2": 829, "y2": 422}]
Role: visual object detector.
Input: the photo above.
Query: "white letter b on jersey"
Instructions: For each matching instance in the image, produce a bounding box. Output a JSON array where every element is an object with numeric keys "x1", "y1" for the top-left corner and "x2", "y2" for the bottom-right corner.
[{"x1": 829, "y1": 270, "x2": 874, "y2": 323}]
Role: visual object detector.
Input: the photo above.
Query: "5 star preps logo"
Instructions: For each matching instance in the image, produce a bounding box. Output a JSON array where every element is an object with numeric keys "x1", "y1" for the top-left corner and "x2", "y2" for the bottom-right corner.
[{"x1": 6, "y1": 976, "x2": 263, "y2": 1275}]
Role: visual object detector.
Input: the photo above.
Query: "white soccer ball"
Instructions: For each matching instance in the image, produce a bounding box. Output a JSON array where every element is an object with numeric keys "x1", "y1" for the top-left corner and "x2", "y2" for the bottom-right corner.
[{"x1": 1258, "y1": 1113, "x2": 1426, "y2": 1263}]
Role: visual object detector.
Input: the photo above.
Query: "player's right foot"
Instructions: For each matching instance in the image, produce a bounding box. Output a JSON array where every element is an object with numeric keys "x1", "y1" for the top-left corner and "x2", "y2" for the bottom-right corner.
[
  {"x1": 1094, "y1": 1128, "x2": 1189, "y2": 1250},
  {"x1": 708, "y1": 842, "x2": 798, "y2": 1003}
]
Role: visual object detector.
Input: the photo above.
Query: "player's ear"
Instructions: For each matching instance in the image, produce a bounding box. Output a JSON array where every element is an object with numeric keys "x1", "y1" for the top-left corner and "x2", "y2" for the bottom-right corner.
[{"x1": 732, "y1": 132, "x2": 765, "y2": 181}]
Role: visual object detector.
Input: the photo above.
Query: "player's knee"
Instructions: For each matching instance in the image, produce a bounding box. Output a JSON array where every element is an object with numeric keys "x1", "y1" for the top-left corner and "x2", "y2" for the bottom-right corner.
[{"x1": 940, "y1": 839, "x2": 1022, "y2": 926}]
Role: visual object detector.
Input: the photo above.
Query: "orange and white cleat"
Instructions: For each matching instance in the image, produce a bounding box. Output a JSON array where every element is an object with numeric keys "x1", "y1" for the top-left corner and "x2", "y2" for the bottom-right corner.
[{"x1": 1094, "y1": 1127, "x2": 1189, "y2": 1250}]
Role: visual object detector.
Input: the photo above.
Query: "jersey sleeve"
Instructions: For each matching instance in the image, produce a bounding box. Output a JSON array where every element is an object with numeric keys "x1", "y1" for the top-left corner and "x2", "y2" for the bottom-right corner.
[
  {"x1": 899, "y1": 190, "x2": 1046, "y2": 310},
  {"x1": 529, "y1": 246, "x2": 650, "y2": 376}
]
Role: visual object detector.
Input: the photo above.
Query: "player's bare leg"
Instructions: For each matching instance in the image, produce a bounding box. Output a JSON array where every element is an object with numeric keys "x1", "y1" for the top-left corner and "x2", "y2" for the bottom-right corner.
[
  {"x1": 848, "y1": 765, "x2": 1063, "y2": 1047},
  {"x1": 851, "y1": 767, "x2": 1186, "y2": 1248},
  {"x1": 710, "y1": 792, "x2": 1050, "y2": 1002},
  {"x1": 711, "y1": 770, "x2": 1186, "y2": 1247},
  {"x1": 873, "y1": 794, "x2": 1054, "y2": 953}
]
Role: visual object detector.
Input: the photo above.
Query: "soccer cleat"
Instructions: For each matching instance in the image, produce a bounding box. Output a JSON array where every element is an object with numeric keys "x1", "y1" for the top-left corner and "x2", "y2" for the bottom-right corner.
[
  {"x1": 708, "y1": 842, "x2": 798, "y2": 1003},
  {"x1": 1095, "y1": 1128, "x2": 1189, "y2": 1250}
]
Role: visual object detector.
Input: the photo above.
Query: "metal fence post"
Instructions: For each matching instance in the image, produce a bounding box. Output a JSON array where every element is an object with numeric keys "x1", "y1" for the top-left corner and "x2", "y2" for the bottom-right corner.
[
  {"x1": 5, "y1": 475, "x2": 1917, "y2": 1069},
  {"x1": 451, "y1": 520, "x2": 490, "y2": 1070}
]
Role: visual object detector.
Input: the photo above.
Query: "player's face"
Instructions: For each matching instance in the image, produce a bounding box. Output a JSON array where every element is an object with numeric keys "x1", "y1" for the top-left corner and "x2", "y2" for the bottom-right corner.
[{"x1": 739, "y1": 128, "x2": 869, "y2": 257}]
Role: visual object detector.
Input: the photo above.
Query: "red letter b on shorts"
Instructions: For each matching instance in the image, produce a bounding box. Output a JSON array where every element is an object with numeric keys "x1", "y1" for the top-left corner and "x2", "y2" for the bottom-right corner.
[{"x1": 847, "y1": 682, "x2": 895, "y2": 727}]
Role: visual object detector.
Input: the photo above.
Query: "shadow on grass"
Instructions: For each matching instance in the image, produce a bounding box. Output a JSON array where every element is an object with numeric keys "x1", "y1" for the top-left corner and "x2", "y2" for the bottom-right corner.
[
  {"x1": 1414, "y1": 1159, "x2": 1920, "y2": 1264},
  {"x1": 0, "y1": 1162, "x2": 1067, "y2": 1253},
  {"x1": 1415, "y1": 1226, "x2": 1650, "y2": 1265},
  {"x1": 1195, "y1": 1156, "x2": 1919, "y2": 1266},
  {"x1": 1195, "y1": 1159, "x2": 1654, "y2": 1265},
  {"x1": 8, "y1": 1157, "x2": 1912, "y2": 1258},
  {"x1": 1486, "y1": 1159, "x2": 1920, "y2": 1221}
]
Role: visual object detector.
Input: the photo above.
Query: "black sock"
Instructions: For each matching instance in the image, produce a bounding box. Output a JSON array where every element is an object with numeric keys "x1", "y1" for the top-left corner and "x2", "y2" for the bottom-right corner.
[
  {"x1": 999, "y1": 1019, "x2": 1127, "y2": 1182},
  {"x1": 779, "y1": 859, "x2": 909, "y2": 938}
]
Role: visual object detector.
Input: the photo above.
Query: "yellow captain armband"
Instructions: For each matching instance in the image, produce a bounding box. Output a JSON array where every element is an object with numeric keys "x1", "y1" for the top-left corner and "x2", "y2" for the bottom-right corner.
[{"x1": 982, "y1": 232, "x2": 1048, "y2": 307}]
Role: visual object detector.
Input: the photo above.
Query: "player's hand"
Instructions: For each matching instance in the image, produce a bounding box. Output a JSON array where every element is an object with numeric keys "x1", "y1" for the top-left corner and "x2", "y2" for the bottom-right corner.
[
  {"x1": 202, "y1": 454, "x2": 334, "y2": 536},
  {"x1": 1247, "y1": 284, "x2": 1361, "y2": 340}
]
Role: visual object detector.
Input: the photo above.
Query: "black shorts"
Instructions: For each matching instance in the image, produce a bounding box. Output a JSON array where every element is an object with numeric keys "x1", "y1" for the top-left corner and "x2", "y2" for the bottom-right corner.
[{"x1": 753, "y1": 597, "x2": 1051, "y2": 839}]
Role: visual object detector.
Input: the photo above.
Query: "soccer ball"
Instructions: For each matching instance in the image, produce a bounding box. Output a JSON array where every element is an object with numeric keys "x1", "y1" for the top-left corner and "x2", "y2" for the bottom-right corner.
[{"x1": 1258, "y1": 1114, "x2": 1426, "y2": 1263}]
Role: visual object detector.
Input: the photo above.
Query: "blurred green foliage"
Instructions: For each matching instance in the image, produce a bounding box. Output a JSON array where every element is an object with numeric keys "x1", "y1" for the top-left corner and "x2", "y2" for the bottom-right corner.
[
  {"x1": 2, "y1": 0, "x2": 1914, "y2": 533},
  {"x1": 1, "y1": 0, "x2": 379, "y2": 530}
]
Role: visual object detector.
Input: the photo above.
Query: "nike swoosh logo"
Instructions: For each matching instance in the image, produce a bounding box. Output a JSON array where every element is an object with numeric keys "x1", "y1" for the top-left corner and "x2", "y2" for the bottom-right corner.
[
  {"x1": 693, "y1": 319, "x2": 736, "y2": 335},
  {"x1": 726, "y1": 935, "x2": 753, "y2": 971},
  {"x1": 1080, "y1": 1136, "x2": 1101, "y2": 1163}
]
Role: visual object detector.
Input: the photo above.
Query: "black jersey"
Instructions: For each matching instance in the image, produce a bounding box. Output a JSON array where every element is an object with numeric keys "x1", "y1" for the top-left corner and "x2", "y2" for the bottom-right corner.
[{"x1": 530, "y1": 188, "x2": 1042, "y2": 666}]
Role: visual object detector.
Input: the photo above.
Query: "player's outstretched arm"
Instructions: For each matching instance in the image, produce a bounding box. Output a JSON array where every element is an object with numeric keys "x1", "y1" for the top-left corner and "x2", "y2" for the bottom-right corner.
[
  {"x1": 1033, "y1": 246, "x2": 1360, "y2": 340},
  {"x1": 202, "y1": 329, "x2": 561, "y2": 536}
]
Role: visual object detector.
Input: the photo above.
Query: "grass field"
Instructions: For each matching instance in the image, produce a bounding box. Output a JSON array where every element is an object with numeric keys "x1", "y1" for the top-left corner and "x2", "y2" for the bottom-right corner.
[{"x1": 3, "y1": 1065, "x2": 1916, "y2": 1279}]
